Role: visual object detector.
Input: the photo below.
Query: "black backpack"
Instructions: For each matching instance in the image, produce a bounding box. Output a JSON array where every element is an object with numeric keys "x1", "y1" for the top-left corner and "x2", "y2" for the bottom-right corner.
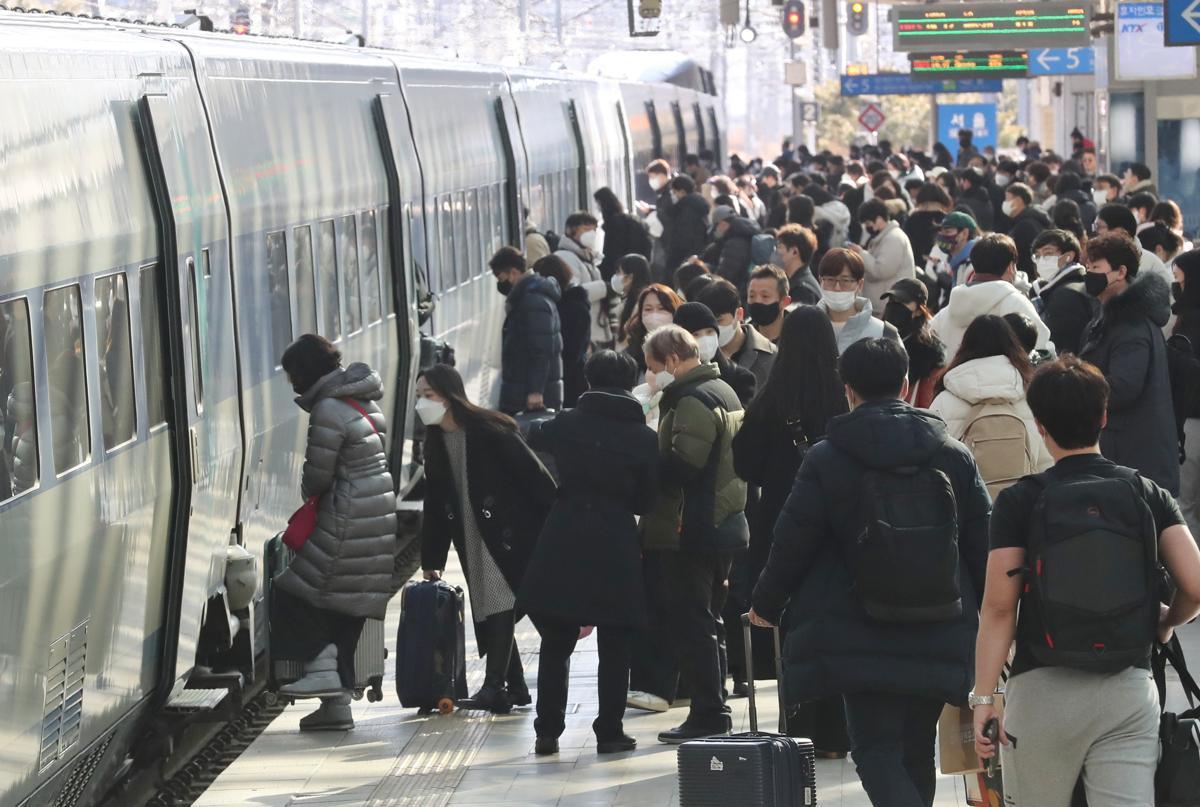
[
  {"x1": 1022, "y1": 472, "x2": 1159, "y2": 672},
  {"x1": 851, "y1": 463, "x2": 962, "y2": 623}
]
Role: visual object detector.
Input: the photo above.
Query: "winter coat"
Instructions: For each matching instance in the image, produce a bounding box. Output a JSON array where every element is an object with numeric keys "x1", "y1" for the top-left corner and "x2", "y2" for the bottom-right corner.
[
  {"x1": 702, "y1": 216, "x2": 760, "y2": 293},
  {"x1": 751, "y1": 399, "x2": 991, "y2": 705},
  {"x1": 819, "y1": 297, "x2": 903, "y2": 355},
  {"x1": 715, "y1": 350, "x2": 757, "y2": 407},
  {"x1": 904, "y1": 209, "x2": 946, "y2": 265},
  {"x1": 499, "y1": 273, "x2": 564, "y2": 415},
  {"x1": 959, "y1": 186, "x2": 994, "y2": 232},
  {"x1": 599, "y1": 213, "x2": 653, "y2": 279},
  {"x1": 1007, "y1": 206, "x2": 1052, "y2": 278},
  {"x1": 931, "y1": 280, "x2": 1051, "y2": 360},
  {"x1": 1174, "y1": 300, "x2": 1200, "y2": 419},
  {"x1": 558, "y1": 284, "x2": 592, "y2": 407},
  {"x1": 420, "y1": 422, "x2": 557, "y2": 610},
  {"x1": 1032, "y1": 265, "x2": 1096, "y2": 356},
  {"x1": 861, "y1": 221, "x2": 917, "y2": 313},
  {"x1": 555, "y1": 238, "x2": 611, "y2": 345},
  {"x1": 729, "y1": 324, "x2": 778, "y2": 391},
  {"x1": 1080, "y1": 271, "x2": 1180, "y2": 495},
  {"x1": 641, "y1": 362, "x2": 749, "y2": 554},
  {"x1": 276, "y1": 363, "x2": 397, "y2": 620},
  {"x1": 814, "y1": 199, "x2": 852, "y2": 249},
  {"x1": 1139, "y1": 247, "x2": 1175, "y2": 290},
  {"x1": 929, "y1": 355, "x2": 1054, "y2": 473},
  {"x1": 517, "y1": 390, "x2": 660, "y2": 628},
  {"x1": 787, "y1": 266, "x2": 823, "y2": 306},
  {"x1": 524, "y1": 225, "x2": 551, "y2": 265},
  {"x1": 661, "y1": 191, "x2": 711, "y2": 271}
]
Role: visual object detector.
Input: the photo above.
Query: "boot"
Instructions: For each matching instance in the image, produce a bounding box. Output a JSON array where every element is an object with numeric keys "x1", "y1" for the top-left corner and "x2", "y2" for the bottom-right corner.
[
  {"x1": 279, "y1": 644, "x2": 344, "y2": 699},
  {"x1": 299, "y1": 693, "x2": 354, "y2": 731},
  {"x1": 458, "y1": 613, "x2": 513, "y2": 714},
  {"x1": 506, "y1": 645, "x2": 531, "y2": 707}
]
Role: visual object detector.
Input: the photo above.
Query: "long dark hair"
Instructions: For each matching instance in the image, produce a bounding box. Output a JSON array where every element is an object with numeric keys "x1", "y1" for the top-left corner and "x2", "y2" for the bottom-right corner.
[
  {"x1": 625, "y1": 284, "x2": 683, "y2": 346},
  {"x1": 746, "y1": 305, "x2": 848, "y2": 440},
  {"x1": 594, "y1": 187, "x2": 625, "y2": 220},
  {"x1": 938, "y1": 314, "x2": 1034, "y2": 392},
  {"x1": 419, "y1": 364, "x2": 515, "y2": 433},
  {"x1": 617, "y1": 254, "x2": 653, "y2": 342}
]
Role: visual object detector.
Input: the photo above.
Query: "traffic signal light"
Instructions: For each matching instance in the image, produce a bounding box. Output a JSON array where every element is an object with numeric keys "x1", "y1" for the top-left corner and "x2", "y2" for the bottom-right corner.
[
  {"x1": 847, "y1": 0, "x2": 868, "y2": 35},
  {"x1": 782, "y1": 0, "x2": 805, "y2": 38}
]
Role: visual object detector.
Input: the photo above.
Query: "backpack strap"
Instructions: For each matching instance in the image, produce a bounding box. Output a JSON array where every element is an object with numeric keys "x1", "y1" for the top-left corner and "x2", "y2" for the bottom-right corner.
[
  {"x1": 1154, "y1": 635, "x2": 1200, "y2": 711},
  {"x1": 1006, "y1": 472, "x2": 1049, "y2": 580},
  {"x1": 341, "y1": 398, "x2": 380, "y2": 436}
]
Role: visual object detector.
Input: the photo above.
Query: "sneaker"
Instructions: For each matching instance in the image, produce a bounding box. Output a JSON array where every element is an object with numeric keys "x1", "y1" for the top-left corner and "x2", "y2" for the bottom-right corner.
[
  {"x1": 596, "y1": 734, "x2": 637, "y2": 754},
  {"x1": 299, "y1": 694, "x2": 353, "y2": 731},
  {"x1": 657, "y1": 715, "x2": 733, "y2": 745},
  {"x1": 626, "y1": 690, "x2": 670, "y2": 713},
  {"x1": 279, "y1": 645, "x2": 344, "y2": 699},
  {"x1": 534, "y1": 737, "x2": 559, "y2": 756}
]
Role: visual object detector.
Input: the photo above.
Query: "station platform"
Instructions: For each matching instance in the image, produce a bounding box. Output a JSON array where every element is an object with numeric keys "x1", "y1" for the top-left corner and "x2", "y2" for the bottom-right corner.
[{"x1": 196, "y1": 558, "x2": 1199, "y2": 807}]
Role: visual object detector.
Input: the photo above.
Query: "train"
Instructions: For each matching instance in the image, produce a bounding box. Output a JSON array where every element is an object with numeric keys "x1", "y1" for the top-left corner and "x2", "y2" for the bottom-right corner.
[{"x1": 0, "y1": 8, "x2": 723, "y2": 806}]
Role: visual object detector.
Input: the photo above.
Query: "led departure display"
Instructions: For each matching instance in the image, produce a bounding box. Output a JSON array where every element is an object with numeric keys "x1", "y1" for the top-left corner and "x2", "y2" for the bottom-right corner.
[
  {"x1": 908, "y1": 50, "x2": 1031, "y2": 79},
  {"x1": 893, "y1": 2, "x2": 1092, "y2": 52}
]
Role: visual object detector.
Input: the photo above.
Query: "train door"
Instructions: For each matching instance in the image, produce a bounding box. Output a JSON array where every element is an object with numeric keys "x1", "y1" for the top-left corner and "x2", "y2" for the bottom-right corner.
[
  {"x1": 693, "y1": 103, "x2": 707, "y2": 155},
  {"x1": 646, "y1": 101, "x2": 663, "y2": 161},
  {"x1": 494, "y1": 97, "x2": 523, "y2": 247},
  {"x1": 566, "y1": 99, "x2": 590, "y2": 209},
  {"x1": 708, "y1": 108, "x2": 723, "y2": 171},
  {"x1": 615, "y1": 102, "x2": 635, "y2": 210},
  {"x1": 671, "y1": 101, "x2": 687, "y2": 166},
  {"x1": 136, "y1": 91, "x2": 243, "y2": 687}
]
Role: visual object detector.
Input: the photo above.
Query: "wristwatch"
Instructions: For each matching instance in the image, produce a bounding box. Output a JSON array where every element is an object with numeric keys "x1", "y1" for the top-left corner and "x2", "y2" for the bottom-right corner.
[{"x1": 967, "y1": 691, "x2": 995, "y2": 709}]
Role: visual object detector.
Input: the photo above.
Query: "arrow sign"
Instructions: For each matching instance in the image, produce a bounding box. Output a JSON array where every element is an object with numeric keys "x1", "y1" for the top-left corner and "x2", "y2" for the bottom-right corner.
[
  {"x1": 1028, "y1": 47, "x2": 1095, "y2": 76},
  {"x1": 1166, "y1": 0, "x2": 1200, "y2": 45}
]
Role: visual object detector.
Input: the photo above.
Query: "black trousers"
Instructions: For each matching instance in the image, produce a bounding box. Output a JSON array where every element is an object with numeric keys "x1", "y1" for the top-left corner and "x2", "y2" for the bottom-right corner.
[
  {"x1": 533, "y1": 618, "x2": 631, "y2": 741},
  {"x1": 843, "y1": 691, "x2": 944, "y2": 807},
  {"x1": 628, "y1": 552, "x2": 680, "y2": 701},
  {"x1": 271, "y1": 587, "x2": 365, "y2": 689},
  {"x1": 659, "y1": 549, "x2": 733, "y2": 724}
]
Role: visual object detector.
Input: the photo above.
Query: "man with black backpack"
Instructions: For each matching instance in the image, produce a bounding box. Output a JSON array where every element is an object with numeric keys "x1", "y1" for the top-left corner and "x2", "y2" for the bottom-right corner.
[
  {"x1": 750, "y1": 337, "x2": 991, "y2": 806},
  {"x1": 973, "y1": 355, "x2": 1200, "y2": 806}
]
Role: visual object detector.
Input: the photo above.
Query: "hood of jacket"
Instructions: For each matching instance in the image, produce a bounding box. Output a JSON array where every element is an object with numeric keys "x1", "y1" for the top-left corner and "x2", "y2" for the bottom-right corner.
[
  {"x1": 576, "y1": 388, "x2": 645, "y2": 422},
  {"x1": 506, "y1": 272, "x2": 562, "y2": 314},
  {"x1": 944, "y1": 280, "x2": 1025, "y2": 329},
  {"x1": 815, "y1": 199, "x2": 852, "y2": 229},
  {"x1": 941, "y1": 355, "x2": 1025, "y2": 405},
  {"x1": 661, "y1": 361, "x2": 722, "y2": 406},
  {"x1": 1103, "y1": 269, "x2": 1171, "y2": 329},
  {"x1": 555, "y1": 235, "x2": 594, "y2": 264},
  {"x1": 1034, "y1": 263, "x2": 1085, "y2": 295},
  {"x1": 721, "y1": 215, "x2": 760, "y2": 241},
  {"x1": 297, "y1": 362, "x2": 384, "y2": 412},
  {"x1": 827, "y1": 398, "x2": 952, "y2": 470},
  {"x1": 1015, "y1": 205, "x2": 1052, "y2": 227},
  {"x1": 818, "y1": 296, "x2": 876, "y2": 333}
]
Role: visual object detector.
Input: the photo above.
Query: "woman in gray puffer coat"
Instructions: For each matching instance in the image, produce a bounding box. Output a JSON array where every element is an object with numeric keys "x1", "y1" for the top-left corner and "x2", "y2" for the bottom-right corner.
[{"x1": 273, "y1": 334, "x2": 396, "y2": 731}]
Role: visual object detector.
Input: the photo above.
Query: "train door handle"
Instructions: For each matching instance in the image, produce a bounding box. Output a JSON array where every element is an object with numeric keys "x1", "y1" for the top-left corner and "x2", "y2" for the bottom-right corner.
[{"x1": 190, "y1": 427, "x2": 201, "y2": 482}]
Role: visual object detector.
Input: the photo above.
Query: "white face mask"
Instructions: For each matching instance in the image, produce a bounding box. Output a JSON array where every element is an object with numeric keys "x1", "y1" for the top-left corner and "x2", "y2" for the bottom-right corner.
[
  {"x1": 994, "y1": 174, "x2": 1012, "y2": 188},
  {"x1": 717, "y1": 322, "x2": 738, "y2": 347},
  {"x1": 822, "y1": 289, "x2": 857, "y2": 312},
  {"x1": 1034, "y1": 254, "x2": 1062, "y2": 281},
  {"x1": 646, "y1": 368, "x2": 675, "y2": 391},
  {"x1": 578, "y1": 230, "x2": 598, "y2": 250},
  {"x1": 642, "y1": 310, "x2": 673, "y2": 332},
  {"x1": 415, "y1": 397, "x2": 446, "y2": 426},
  {"x1": 649, "y1": 175, "x2": 666, "y2": 191},
  {"x1": 1092, "y1": 189, "x2": 1109, "y2": 207},
  {"x1": 611, "y1": 273, "x2": 627, "y2": 295},
  {"x1": 1001, "y1": 199, "x2": 1016, "y2": 218},
  {"x1": 696, "y1": 334, "x2": 719, "y2": 362}
]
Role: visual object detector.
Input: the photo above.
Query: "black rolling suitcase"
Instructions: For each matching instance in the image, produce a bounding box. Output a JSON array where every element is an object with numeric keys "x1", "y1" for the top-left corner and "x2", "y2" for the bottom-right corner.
[
  {"x1": 396, "y1": 579, "x2": 468, "y2": 714},
  {"x1": 678, "y1": 615, "x2": 817, "y2": 807}
]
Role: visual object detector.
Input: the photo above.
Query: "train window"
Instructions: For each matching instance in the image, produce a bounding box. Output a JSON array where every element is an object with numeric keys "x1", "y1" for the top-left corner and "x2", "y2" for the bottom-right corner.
[
  {"x1": 465, "y1": 189, "x2": 480, "y2": 280},
  {"x1": 139, "y1": 265, "x2": 168, "y2": 428},
  {"x1": 266, "y1": 231, "x2": 293, "y2": 365},
  {"x1": 453, "y1": 192, "x2": 468, "y2": 285},
  {"x1": 293, "y1": 225, "x2": 317, "y2": 335},
  {"x1": 187, "y1": 256, "x2": 204, "y2": 408},
  {"x1": 491, "y1": 184, "x2": 504, "y2": 253},
  {"x1": 95, "y1": 273, "x2": 135, "y2": 451},
  {"x1": 0, "y1": 298, "x2": 37, "y2": 499},
  {"x1": 43, "y1": 285, "x2": 90, "y2": 475},
  {"x1": 360, "y1": 210, "x2": 381, "y2": 324},
  {"x1": 318, "y1": 220, "x2": 341, "y2": 340},
  {"x1": 340, "y1": 215, "x2": 362, "y2": 333},
  {"x1": 377, "y1": 205, "x2": 393, "y2": 316},
  {"x1": 439, "y1": 196, "x2": 453, "y2": 288}
]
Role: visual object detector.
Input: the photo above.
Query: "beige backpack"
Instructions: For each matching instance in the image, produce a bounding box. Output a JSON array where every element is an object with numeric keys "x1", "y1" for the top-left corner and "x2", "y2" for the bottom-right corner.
[{"x1": 957, "y1": 399, "x2": 1035, "y2": 499}]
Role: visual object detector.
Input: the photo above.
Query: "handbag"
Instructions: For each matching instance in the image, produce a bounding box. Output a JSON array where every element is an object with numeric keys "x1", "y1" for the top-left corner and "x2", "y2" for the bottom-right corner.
[
  {"x1": 281, "y1": 398, "x2": 380, "y2": 552},
  {"x1": 1155, "y1": 635, "x2": 1200, "y2": 806}
]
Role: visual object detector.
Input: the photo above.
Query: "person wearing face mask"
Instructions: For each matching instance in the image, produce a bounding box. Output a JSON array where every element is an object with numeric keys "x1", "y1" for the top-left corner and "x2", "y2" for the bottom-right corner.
[
  {"x1": 553, "y1": 211, "x2": 611, "y2": 348},
  {"x1": 957, "y1": 168, "x2": 995, "y2": 233},
  {"x1": 1094, "y1": 204, "x2": 1175, "y2": 289},
  {"x1": 640, "y1": 325, "x2": 749, "y2": 744},
  {"x1": 817, "y1": 248, "x2": 903, "y2": 354},
  {"x1": 1079, "y1": 232, "x2": 1179, "y2": 495},
  {"x1": 744, "y1": 264, "x2": 792, "y2": 344},
  {"x1": 1127, "y1": 192, "x2": 1158, "y2": 234},
  {"x1": 594, "y1": 187, "x2": 652, "y2": 282},
  {"x1": 1029, "y1": 229, "x2": 1095, "y2": 356},
  {"x1": 935, "y1": 211, "x2": 980, "y2": 290},
  {"x1": 622, "y1": 283, "x2": 682, "y2": 374},
  {"x1": 850, "y1": 199, "x2": 916, "y2": 314},
  {"x1": 1092, "y1": 173, "x2": 1122, "y2": 208},
  {"x1": 1003, "y1": 183, "x2": 1052, "y2": 279},
  {"x1": 700, "y1": 205, "x2": 761, "y2": 296},
  {"x1": 880, "y1": 278, "x2": 945, "y2": 408},
  {"x1": 613, "y1": 253, "x2": 653, "y2": 346},
  {"x1": 660, "y1": 175, "x2": 712, "y2": 277},
  {"x1": 418, "y1": 364, "x2": 557, "y2": 715},
  {"x1": 637, "y1": 160, "x2": 674, "y2": 278},
  {"x1": 674, "y1": 301, "x2": 756, "y2": 406},
  {"x1": 274, "y1": 334, "x2": 396, "y2": 730},
  {"x1": 489, "y1": 246, "x2": 564, "y2": 416},
  {"x1": 1170, "y1": 250, "x2": 1200, "y2": 534},
  {"x1": 695, "y1": 278, "x2": 778, "y2": 389},
  {"x1": 774, "y1": 224, "x2": 822, "y2": 305},
  {"x1": 988, "y1": 160, "x2": 1020, "y2": 231}
]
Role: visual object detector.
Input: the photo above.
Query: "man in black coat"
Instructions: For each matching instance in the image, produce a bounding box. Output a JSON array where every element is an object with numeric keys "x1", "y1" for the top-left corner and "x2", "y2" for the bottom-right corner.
[
  {"x1": 750, "y1": 338, "x2": 990, "y2": 806},
  {"x1": 660, "y1": 174, "x2": 711, "y2": 273},
  {"x1": 490, "y1": 246, "x2": 564, "y2": 415},
  {"x1": 1003, "y1": 183, "x2": 1052, "y2": 278},
  {"x1": 1080, "y1": 232, "x2": 1180, "y2": 495},
  {"x1": 1030, "y1": 229, "x2": 1096, "y2": 355},
  {"x1": 701, "y1": 205, "x2": 761, "y2": 295},
  {"x1": 957, "y1": 168, "x2": 994, "y2": 232}
]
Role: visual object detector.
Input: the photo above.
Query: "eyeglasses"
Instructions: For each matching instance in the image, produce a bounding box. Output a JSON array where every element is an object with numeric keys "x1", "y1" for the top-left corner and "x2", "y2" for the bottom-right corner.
[{"x1": 820, "y1": 276, "x2": 859, "y2": 291}]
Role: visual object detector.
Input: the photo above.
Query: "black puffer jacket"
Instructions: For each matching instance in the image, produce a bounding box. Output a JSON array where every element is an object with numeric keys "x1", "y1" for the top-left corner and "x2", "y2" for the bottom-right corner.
[
  {"x1": 702, "y1": 216, "x2": 761, "y2": 294},
  {"x1": 1033, "y1": 265, "x2": 1096, "y2": 356},
  {"x1": 959, "y1": 186, "x2": 994, "y2": 232},
  {"x1": 599, "y1": 213, "x2": 653, "y2": 279},
  {"x1": 661, "y1": 191, "x2": 711, "y2": 271},
  {"x1": 499, "y1": 274, "x2": 563, "y2": 414},
  {"x1": 1081, "y1": 272, "x2": 1180, "y2": 495},
  {"x1": 1008, "y1": 206, "x2": 1053, "y2": 278},
  {"x1": 752, "y1": 400, "x2": 991, "y2": 705}
]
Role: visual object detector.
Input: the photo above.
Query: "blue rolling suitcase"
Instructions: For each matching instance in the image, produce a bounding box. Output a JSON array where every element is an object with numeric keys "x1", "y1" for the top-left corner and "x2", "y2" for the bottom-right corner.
[
  {"x1": 677, "y1": 615, "x2": 817, "y2": 807},
  {"x1": 396, "y1": 579, "x2": 468, "y2": 714}
]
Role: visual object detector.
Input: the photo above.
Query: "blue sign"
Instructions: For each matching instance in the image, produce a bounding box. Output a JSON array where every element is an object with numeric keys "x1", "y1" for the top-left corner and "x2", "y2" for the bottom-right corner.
[
  {"x1": 1028, "y1": 47, "x2": 1096, "y2": 76},
  {"x1": 1166, "y1": 0, "x2": 1200, "y2": 45},
  {"x1": 839, "y1": 74, "x2": 1004, "y2": 97},
  {"x1": 938, "y1": 104, "x2": 997, "y2": 161}
]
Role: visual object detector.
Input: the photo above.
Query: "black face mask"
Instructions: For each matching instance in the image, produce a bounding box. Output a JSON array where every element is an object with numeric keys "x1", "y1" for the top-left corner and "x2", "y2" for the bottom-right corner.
[
  {"x1": 1172, "y1": 281, "x2": 1184, "y2": 302},
  {"x1": 883, "y1": 301, "x2": 920, "y2": 338},
  {"x1": 496, "y1": 279, "x2": 514, "y2": 296},
  {"x1": 748, "y1": 302, "x2": 782, "y2": 326},
  {"x1": 1084, "y1": 271, "x2": 1110, "y2": 297}
]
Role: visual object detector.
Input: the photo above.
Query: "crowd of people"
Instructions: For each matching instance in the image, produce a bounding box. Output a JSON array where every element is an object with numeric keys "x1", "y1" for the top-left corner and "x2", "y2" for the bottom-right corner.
[{"x1": 274, "y1": 129, "x2": 1200, "y2": 807}]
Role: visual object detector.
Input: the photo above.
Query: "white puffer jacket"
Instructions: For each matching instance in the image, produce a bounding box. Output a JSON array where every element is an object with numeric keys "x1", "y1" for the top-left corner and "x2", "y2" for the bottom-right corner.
[
  {"x1": 931, "y1": 279, "x2": 1051, "y2": 359},
  {"x1": 929, "y1": 355, "x2": 1053, "y2": 473}
]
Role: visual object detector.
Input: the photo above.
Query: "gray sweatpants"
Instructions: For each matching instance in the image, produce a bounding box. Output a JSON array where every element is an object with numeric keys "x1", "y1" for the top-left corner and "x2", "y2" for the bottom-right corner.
[{"x1": 1000, "y1": 665, "x2": 1159, "y2": 807}]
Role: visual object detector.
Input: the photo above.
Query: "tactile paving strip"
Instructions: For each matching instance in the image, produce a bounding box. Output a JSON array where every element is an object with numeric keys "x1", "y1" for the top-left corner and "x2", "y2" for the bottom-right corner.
[{"x1": 366, "y1": 713, "x2": 494, "y2": 806}]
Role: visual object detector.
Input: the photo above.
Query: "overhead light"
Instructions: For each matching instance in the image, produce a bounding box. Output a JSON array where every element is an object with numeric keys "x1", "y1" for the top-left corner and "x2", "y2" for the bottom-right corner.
[{"x1": 740, "y1": 24, "x2": 758, "y2": 42}]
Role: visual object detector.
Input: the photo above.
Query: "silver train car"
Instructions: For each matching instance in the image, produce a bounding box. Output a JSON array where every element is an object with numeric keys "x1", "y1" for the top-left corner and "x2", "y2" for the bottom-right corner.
[{"x1": 0, "y1": 11, "x2": 722, "y2": 807}]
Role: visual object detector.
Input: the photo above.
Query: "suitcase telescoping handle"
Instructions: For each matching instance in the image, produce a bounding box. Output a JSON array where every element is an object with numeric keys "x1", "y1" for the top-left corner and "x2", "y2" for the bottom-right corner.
[{"x1": 741, "y1": 613, "x2": 786, "y2": 735}]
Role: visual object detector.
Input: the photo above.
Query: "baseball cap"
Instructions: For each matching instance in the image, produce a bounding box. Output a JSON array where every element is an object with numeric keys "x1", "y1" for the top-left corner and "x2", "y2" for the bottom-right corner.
[
  {"x1": 939, "y1": 211, "x2": 979, "y2": 235},
  {"x1": 881, "y1": 278, "x2": 928, "y2": 307}
]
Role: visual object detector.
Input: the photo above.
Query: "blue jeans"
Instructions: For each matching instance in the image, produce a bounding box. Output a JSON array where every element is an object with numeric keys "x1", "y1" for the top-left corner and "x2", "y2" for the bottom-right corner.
[{"x1": 843, "y1": 691, "x2": 944, "y2": 807}]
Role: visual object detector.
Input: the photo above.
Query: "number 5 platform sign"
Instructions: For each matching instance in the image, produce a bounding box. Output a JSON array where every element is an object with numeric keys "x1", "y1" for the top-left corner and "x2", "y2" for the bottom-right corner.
[{"x1": 938, "y1": 103, "x2": 997, "y2": 161}]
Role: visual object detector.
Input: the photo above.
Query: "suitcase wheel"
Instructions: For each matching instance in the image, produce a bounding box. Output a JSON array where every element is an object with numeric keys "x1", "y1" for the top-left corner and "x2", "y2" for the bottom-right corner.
[
  {"x1": 263, "y1": 691, "x2": 279, "y2": 707},
  {"x1": 368, "y1": 680, "x2": 383, "y2": 702},
  {"x1": 351, "y1": 688, "x2": 365, "y2": 701},
  {"x1": 437, "y1": 697, "x2": 455, "y2": 715}
]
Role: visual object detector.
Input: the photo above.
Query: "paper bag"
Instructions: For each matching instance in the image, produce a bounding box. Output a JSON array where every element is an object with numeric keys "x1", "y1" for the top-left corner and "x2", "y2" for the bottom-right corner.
[{"x1": 938, "y1": 695, "x2": 1004, "y2": 775}]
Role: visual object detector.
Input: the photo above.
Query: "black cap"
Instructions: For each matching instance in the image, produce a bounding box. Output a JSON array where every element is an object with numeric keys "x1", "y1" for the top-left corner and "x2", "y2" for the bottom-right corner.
[
  {"x1": 880, "y1": 278, "x2": 928, "y2": 307},
  {"x1": 673, "y1": 301, "x2": 719, "y2": 334}
]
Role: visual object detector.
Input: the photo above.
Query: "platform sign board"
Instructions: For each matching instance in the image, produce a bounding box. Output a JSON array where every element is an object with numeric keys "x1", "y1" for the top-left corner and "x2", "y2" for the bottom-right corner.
[
  {"x1": 1116, "y1": 2, "x2": 1197, "y2": 79},
  {"x1": 938, "y1": 104, "x2": 997, "y2": 161},
  {"x1": 859, "y1": 103, "x2": 886, "y2": 132},
  {"x1": 839, "y1": 74, "x2": 1004, "y2": 96},
  {"x1": 893, "y1": 2, "x2": 1092, "y2": 52},
  {"x1": 799, "y1": 102, "x2": 820, "y2": 124},
  {"x1": 1165, "y1": 0, "x2": 1200, "y2": 45},
  {"x1": 909, "y1": 51, "x2": 1030, "y2": 79},
  {"x1": 1028, "y1": 46, "x2": 1096, "y2": 75}
]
